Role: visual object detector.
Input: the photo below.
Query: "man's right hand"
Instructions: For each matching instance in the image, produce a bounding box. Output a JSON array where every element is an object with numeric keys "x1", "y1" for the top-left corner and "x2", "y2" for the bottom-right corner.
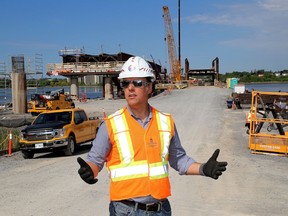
[{"x1": 77, "y1": 157, "x2": 98, "y2": 184}]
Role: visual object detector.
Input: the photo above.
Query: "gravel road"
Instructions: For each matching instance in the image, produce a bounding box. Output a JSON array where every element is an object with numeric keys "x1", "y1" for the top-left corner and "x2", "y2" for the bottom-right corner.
[{"x1": 0, "y1": 86, "x2": 287, "y2": 216}]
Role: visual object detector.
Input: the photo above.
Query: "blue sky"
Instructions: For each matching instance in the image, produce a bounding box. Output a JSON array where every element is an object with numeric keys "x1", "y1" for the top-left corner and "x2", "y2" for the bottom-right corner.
[{"x1": 0, "y1": 0, "x2": 287, "y2": 75}]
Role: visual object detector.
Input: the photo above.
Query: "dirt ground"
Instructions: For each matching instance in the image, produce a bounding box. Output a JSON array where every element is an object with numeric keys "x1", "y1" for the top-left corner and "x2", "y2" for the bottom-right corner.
[{"x1": 0, "y1": 86, "x2": 287, "y2": 216}]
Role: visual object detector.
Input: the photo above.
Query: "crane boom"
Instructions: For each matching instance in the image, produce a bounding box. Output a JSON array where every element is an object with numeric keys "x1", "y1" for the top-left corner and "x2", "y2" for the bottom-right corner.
[{"x1": 162, "y1": 6, "x2": 180, "y2": 82}]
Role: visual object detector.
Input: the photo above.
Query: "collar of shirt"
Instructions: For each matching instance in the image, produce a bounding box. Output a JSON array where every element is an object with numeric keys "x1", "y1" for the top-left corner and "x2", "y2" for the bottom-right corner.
[{"x1": 126, "y1": 104, "x2": 152, "y2": 129}]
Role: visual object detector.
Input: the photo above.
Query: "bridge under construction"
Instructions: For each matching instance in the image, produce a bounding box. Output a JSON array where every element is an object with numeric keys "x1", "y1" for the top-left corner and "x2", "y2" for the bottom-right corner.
[
  {"x1": 46, "y1": 48, "x2": 163, "y2": 99},
  {"x1": 46, "y1": 48, "x2": 220, "y2": 98}
]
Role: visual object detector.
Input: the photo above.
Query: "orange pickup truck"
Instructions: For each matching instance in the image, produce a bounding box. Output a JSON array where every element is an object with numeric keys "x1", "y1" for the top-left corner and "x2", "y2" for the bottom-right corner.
[{"x1": 19, "y1": 108, "x2": 100, "y2": 159}]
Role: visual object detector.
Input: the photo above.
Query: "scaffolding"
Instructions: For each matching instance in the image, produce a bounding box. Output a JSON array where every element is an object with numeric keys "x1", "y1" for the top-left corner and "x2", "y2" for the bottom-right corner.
[
  {"x1": 0, "y1": 54, "x2": 43, "y2": 106},
  {"x1": 58, "y1": 47, "x2": 84, "y2": 56},
  {"x1": 0, "y1": 61, "x2": 10, "y2": 88},
  {"x1": 0, "y1": 61, "x2": 11, "y2": 106},
  {"x1": 26, "y1": 53, "x2": 44, "y2": 87}
]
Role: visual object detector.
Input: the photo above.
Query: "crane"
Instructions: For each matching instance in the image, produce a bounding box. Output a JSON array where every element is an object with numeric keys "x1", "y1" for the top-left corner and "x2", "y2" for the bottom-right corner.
[{"x1": 162, "y1": 6, "x2": 181, "y2": 82}]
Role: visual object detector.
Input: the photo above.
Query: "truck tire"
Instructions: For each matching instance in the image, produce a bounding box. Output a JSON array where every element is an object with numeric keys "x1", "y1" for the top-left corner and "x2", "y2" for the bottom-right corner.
[
  {"x1": 64, "y1": 135, "x2": 75, "y2": 156},
  {"x1": 22, "y1": 151, "x2": 34, "y2": 159}
]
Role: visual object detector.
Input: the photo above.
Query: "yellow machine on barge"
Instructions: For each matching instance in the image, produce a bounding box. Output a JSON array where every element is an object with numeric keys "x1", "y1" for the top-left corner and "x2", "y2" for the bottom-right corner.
[{"x1": 27, "y1": 88, "x2": 75, "y2": 116}]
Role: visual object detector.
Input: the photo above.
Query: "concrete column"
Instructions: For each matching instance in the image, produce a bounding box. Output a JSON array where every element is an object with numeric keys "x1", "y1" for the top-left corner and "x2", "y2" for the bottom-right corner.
[
  {"x1": 12, "y1": 72, "x2": 27, "y2": 114},
  {"x1": 104, "y1": 77, "x2": 113, "y2": 100},
  {"x1": 70, "y1": 77, "x2": 79, "y2": 97}
]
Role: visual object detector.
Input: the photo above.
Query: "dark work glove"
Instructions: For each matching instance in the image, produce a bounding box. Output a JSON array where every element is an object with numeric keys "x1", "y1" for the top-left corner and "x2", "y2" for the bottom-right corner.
[
  {"x1": 77, "y1": 157, "x2": 98, "y2": 184},
  {"x1": 203, "y1": 149, "x2": 228, "y2": 180}
]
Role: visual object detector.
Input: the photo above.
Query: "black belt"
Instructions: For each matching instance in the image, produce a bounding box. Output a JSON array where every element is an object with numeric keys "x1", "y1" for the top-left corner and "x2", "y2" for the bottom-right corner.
[{"x1": 118, "y1": 199, "x2": 167, "y2": 212}]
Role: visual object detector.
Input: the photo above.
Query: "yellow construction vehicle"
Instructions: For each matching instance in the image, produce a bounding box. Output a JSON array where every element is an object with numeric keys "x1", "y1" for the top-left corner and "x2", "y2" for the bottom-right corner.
[
  {"x1": 247, "y1": 91, "x2": 288, "y2": 156},
  {"x1": 27, "y1": 88, "x2": 75, "y2": 116}
]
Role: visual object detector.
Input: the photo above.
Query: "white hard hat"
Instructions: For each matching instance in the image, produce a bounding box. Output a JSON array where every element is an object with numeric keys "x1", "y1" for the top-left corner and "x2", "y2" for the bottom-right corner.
[{"x1": 118, "y1": 56, "x2": 156, "y2": 82}]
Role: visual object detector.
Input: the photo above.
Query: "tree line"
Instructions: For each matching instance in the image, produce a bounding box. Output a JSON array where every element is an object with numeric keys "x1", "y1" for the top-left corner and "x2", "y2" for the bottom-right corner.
[
  {"x1": 218, "y1": 69, "x2": 288, "y2": 83},
  {"x1": 1, "y1": 69, "x2": 288, "y2": 88},
  {"x1": 0, "y1": 78, "x2": 100, "y2": 88}
]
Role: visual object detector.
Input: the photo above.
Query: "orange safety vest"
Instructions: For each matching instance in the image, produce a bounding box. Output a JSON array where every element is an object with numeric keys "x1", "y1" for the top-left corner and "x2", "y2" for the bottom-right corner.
[{"x1": 105, "y1": 107, "x2": 174, "y2": 201}]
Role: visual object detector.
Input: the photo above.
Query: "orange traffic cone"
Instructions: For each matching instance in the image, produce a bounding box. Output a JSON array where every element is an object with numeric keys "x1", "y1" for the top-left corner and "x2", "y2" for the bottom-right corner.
[
  {"x1": 232, "y1": 101, "x2": 236, "y2": 110},
  {"x1": 8, "y1": 130, "x2": 13, "y2": 156}
]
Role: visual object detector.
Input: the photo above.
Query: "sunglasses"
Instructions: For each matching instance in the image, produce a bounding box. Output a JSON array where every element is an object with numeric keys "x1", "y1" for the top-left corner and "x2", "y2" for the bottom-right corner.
[{"x1": 120, "y1": 80, "x2": 149, "y2": 88}]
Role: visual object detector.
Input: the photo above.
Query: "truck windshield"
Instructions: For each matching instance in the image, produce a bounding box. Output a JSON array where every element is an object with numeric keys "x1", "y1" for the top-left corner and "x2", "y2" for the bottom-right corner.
[{"x1": 34, "y1": 111, "x2": 72, "y2": 124}]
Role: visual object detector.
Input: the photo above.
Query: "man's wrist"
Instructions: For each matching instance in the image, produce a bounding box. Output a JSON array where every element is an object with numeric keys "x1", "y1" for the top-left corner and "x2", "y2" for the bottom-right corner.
[{"x1": 199, "y1": 163, "x2": 206, "y2": 176}]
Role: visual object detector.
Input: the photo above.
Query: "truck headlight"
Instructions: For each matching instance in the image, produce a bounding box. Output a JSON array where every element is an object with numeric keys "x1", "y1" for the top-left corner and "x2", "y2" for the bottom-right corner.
[
  {"x1": 54, "y1": 128, "x2": 66, "y2": 138},
  {"x1": 20, "y1": 132, "x2": 26, "y2": 140}
]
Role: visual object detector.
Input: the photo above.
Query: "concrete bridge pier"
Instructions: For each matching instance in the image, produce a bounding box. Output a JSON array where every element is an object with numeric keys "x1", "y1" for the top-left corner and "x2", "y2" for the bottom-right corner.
[
  {"x1": 12, "y1": 72, "x2": 27, "y2": 114},
  {"x1": 104, "y1": 77, "x2": 113, "y2": 100},
  {"x1": 70, "y1": 77, "x2": 79, "y2": 97}
]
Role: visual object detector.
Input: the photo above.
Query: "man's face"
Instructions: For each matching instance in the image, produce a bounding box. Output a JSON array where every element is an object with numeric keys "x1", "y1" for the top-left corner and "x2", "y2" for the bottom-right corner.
[{"x1": 121, "y1": 78, "x2": 152, "y2": 108}]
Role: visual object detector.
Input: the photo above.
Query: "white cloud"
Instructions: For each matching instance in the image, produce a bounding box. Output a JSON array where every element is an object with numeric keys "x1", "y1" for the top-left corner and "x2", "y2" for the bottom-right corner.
[
  {"x1": 184, "y1": 0, "x2": 288, "y2": 50},
  {"x1": 259, "y1": 0, "x2": 288, "y2": 11}
]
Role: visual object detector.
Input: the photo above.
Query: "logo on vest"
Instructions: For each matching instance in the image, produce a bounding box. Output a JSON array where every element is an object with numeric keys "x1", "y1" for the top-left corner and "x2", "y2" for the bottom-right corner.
[{"x1": 148, "y1": 138, "x2": 158, "y2": 148}]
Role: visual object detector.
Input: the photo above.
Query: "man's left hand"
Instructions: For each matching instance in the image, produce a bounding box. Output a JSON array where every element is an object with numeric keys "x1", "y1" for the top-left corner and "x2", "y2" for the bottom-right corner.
[{"x1": 203, "y1": 149, "x2": 228, "y2": 180}]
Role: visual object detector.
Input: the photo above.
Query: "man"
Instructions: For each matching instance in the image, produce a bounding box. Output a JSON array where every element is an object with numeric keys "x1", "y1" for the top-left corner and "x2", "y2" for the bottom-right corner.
[{"x1": 77, "y1": 56, "x2": 228, "y2": 215}]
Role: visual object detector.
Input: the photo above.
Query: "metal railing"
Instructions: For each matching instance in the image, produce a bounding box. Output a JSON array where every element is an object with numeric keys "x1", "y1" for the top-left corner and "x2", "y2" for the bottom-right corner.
[
  {"x1": 248, "y1": 91, "x2": 288, "y2": 156},
  {"x1": 47, "y1": 61, "x2": 125, "y2": 74}
]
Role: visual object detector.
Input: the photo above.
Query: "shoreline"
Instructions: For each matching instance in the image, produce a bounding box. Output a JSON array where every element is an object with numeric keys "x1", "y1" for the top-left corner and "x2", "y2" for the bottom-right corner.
[{"x1": 243, "y1": 81, "x2": 288, "y2": 84}]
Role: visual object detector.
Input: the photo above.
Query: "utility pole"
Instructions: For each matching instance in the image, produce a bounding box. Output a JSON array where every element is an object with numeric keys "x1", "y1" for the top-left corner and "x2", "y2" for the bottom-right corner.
[{"x1": 178, "y1": 0, "x2": 181, "y2": 71}]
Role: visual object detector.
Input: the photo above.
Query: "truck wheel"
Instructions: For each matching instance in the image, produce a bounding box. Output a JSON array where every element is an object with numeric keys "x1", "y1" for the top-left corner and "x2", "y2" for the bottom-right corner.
[
  {"x1": 64, "y1": 135, "x2": 75, "y2": 156},
  {"x1": 22, "y1": 151, "x2": 34, "y2": 159}
]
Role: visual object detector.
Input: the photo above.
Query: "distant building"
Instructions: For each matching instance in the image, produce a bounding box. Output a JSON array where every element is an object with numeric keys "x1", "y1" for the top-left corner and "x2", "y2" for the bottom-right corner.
[{"x1": 274, "y1": 72, "x2": 281, "y2": 77}]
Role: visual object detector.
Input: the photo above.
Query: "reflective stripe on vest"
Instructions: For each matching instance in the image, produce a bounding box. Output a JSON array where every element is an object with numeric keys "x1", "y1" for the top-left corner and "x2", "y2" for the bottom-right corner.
[
  {"x1": 110, "y1": 110, "x2": 134, "y2": 164},
  {"x1": 156, "y1": 111, "x2": 171, "y2": 163},
  {"x1": 108, "y1": 108, "x2": 172, "y2": 182},
  {"x1": 149, "y1": 161, "x2": 169, "y2": 180}
]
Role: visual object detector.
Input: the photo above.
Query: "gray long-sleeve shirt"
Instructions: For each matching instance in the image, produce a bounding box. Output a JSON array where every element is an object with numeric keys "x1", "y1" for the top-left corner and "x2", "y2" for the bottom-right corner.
[{"x1": 87, "y1": 105, "x2": 195, "y2": 203}]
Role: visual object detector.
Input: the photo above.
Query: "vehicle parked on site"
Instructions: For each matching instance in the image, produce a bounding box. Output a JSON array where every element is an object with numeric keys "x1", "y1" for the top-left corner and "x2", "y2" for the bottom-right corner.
[
  {"x1": 19, "y1": 108, "x2": 101, "y2": 159},
  {"x1": 27, "y1": 88, "x2": 75, "y2": 116}
]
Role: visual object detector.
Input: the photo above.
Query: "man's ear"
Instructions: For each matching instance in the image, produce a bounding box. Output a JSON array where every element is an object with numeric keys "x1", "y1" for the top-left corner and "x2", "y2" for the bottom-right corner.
[{"x1": 147, "y1": 83, "x2": 153, "y2": 94}]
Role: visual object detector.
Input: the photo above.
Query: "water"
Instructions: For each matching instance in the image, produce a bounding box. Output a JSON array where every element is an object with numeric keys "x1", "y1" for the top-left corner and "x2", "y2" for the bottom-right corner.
[
  {"x1": 0, "y1": 86, "x2": 103, "y2": 105},
  {"x1": 0, "y1": 83, "x2": 287, "y2": 105},
  {"x1": 245, "y1": 83, "x2": 288, "y2": 92}
]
